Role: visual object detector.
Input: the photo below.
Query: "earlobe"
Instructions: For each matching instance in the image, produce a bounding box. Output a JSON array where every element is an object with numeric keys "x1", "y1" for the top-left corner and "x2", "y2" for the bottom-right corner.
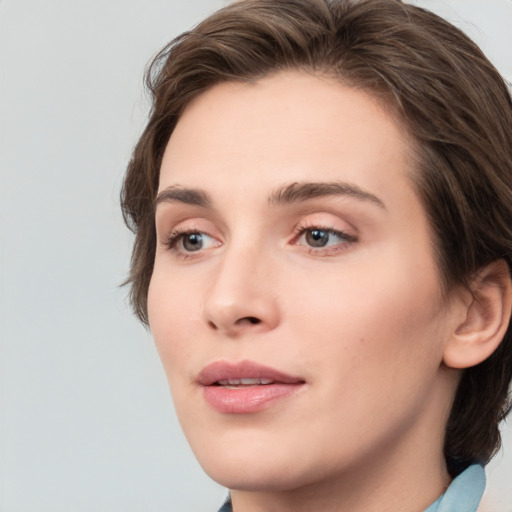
[{"x1": 443, "y1": 260, "x2": 512, "y2": 369}]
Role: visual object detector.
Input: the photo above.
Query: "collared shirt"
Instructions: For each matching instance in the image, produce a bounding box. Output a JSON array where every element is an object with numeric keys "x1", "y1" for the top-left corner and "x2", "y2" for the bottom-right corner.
[
  {"x1": 424, "y1": 464, "x2": 486, "y2": 512},
  {"x1": 216, "y1": 464, "x2": 486, "y2": 512}
]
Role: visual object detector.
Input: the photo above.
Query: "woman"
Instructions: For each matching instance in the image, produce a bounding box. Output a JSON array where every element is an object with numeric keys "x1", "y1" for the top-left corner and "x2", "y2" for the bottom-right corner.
[{"x1": 121, "y1": 1, "x2": 512, "y2": 510}]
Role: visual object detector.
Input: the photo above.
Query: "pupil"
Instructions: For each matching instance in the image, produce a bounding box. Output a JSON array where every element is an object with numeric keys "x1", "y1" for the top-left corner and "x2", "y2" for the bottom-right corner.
[
  {"x1": 306, "y1": 229, "x2": 328, "y2": 247},
  {"x1": 183, "y1": 233, "x2": 203, "y2": 251}
]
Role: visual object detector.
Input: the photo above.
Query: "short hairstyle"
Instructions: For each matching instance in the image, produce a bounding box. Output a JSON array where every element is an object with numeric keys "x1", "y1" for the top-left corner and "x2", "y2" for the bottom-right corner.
[{"x1": 121, "y1": 0, "x2": 512, "y2": 475}]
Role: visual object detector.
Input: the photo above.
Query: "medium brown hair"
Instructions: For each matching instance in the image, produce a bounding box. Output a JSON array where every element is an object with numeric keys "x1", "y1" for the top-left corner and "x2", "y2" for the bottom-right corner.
[{"x1": 121, "y1": 0, "x2": 512, "y2": 474}]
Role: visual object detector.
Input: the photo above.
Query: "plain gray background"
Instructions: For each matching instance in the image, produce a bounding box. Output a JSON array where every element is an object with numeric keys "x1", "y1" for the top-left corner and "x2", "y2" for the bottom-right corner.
[{"x1": 1, "y1": 1, "x2": 511, "y2": 511}]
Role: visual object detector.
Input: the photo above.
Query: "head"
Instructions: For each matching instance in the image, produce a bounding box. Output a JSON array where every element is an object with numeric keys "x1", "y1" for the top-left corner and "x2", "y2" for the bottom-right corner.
[{"x1": 122, "y1": 0, "x2": 512, "y2": 483}]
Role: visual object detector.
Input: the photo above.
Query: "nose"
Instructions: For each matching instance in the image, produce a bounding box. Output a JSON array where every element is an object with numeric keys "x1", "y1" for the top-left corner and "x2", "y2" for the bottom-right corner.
[{"x1": 202, "y1": 243, "x2": 280, "y2": 337}]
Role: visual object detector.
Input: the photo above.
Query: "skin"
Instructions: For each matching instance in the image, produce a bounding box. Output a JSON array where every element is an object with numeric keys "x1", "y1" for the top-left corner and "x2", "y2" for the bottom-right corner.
[{"x1": 148, "y1": 71, "x2": 467, "y2": 512}]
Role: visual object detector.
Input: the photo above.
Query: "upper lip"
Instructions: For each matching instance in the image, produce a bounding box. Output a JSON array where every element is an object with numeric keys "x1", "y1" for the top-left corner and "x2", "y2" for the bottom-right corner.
[{"x1": 197, "y1": 360, "x2": 305, "y2": 386}]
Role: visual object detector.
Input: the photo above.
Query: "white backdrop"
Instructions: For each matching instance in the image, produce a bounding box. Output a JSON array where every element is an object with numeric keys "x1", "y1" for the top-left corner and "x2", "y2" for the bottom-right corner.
[{"x1": 1, "y1": 1, "x2": 511, "y2": 511}]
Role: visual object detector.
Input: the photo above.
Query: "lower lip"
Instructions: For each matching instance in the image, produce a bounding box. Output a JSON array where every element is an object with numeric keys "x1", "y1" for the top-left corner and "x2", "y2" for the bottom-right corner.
[{"x1": 203, "y1": 383, "x2": 303, "y2": 414}]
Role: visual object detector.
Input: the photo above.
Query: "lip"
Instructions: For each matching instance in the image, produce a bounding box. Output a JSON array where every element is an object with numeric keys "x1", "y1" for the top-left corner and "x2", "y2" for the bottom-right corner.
[{"x1": 198, "y1": 360, "x2": 306, "y2": 414}]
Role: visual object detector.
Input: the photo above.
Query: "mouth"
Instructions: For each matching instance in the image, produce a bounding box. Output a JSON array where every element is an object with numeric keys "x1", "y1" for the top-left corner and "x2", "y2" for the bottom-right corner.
[
  {"x1": 215, "y1": 378, "x2": 275, "y2": 388},
  {"x1": 197, "y1": 360, "x2": 306, "y2": 414}
]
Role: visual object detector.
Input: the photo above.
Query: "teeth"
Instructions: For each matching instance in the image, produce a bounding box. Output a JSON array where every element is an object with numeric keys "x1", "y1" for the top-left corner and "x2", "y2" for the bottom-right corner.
[{"x1": 217, "y1": 378, "x2": 274, "y2": 386}]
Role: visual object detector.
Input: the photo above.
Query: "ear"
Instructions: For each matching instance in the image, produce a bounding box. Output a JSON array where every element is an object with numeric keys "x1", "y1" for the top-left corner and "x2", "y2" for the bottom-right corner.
[{"x1": 443, "y1": 260, "x2": 512, "y2": 369}]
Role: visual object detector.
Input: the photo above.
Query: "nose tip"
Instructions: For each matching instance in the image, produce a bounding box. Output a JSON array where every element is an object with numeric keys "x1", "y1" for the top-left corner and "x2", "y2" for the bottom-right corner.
[
  {"x1": 204, "y1": 298, "x2": 277, "y2": 336},
  {"x1": 202, "y1": 267, "x2": 279, "y2": 336}
]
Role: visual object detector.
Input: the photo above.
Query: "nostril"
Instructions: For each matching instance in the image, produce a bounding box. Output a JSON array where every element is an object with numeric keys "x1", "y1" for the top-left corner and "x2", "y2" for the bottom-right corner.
[
  {"x1": 236, "y1": 316, "x2": 261, "y2": 325},
  {"x1": 206, "y1": 316, "x2": 262, "y2": 330}
]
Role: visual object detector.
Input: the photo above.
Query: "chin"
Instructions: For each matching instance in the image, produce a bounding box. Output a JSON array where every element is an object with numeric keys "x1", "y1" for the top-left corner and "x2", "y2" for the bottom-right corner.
[
  {"x1": 187, "y1": 433, "x2": 302, "y2": 491},
  {"x1": 196, "y1": 446, "x2": 285, "y2": 489},
  {"x1": 201, "y1": 459, "x2": 312, "y2": 493},
  {"x1": 192, "y1": 434, "x2": 344, "y2": 494}
]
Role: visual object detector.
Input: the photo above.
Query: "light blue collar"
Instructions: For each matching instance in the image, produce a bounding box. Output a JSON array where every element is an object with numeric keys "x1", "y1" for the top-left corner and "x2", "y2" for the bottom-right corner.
[{"x1": 424, "y1": 464, "x2": 486, "y2": 512}]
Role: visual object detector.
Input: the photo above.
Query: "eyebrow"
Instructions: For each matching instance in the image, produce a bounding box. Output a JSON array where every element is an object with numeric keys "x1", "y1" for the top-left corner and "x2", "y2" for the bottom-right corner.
[
  {"x1": 155, "y1": 186, "x2": 211, "y2": 209},
  {"x1": 154, "y1": 181, "x2": 386, "y2": 211},
  {"x1": 269, "y1": 181, "x2": 386, "y2": 210}
]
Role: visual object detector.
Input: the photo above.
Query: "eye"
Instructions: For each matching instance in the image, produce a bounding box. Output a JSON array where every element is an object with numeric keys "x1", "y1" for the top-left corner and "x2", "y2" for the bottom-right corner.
[
  {"x1": 165, "y1": 229, "x2": 220, "y2": 254},
  {"x1": 294, "y1": 226, "x2": 356, "y2": 250},
  {"x1": 304, "y1": 229, "x2": 333, "y2": 248},
  {"x1": 181, "y1": 232, "x2": 205, "y2": 251}
]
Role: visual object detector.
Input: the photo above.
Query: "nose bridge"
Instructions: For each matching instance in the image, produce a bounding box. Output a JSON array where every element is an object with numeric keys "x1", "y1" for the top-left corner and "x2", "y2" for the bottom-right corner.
[{"x1": 202, "y1": 233, "x2": 279, "y2": 335}]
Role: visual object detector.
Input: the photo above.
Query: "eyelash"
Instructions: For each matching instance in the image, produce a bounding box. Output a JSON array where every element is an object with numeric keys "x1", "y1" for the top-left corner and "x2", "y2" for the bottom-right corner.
[
  {"x1": 164, "y1": 227, "x2": 187, "y2": 248},
  {"x1": 292, "y1": 223, "x2": 357, "y2": 254}
]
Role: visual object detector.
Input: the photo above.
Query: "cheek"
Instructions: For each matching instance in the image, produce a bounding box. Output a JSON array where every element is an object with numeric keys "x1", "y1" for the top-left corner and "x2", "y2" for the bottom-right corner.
[
  {"x1": 147, "y1": 270, "x2": 199, "y2": 372},
  {"x1": 287, "y1": 247, "x2": 446, "y2": 376}
]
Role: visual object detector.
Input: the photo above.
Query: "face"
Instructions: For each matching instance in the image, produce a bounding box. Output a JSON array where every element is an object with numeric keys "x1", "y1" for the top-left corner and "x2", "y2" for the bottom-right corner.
[{"x1": 148, "y1": 71, "x2": 458, "y2": 493}]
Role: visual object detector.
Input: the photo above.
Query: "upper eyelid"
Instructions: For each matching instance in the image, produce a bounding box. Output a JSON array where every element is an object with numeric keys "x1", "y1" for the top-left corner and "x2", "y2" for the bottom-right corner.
[
  {"x1": 157, "y1": 211, "x2": 358, "y2": 241},
  {"x1": 156, "y1": 215, "x2": 216, "y2": 234},
  {"x1": 154, "y1": 209, "x2": 227, "y2": 237},
  {"x1": 293, "y1": 215, "x2": 357, "y2": 235}
]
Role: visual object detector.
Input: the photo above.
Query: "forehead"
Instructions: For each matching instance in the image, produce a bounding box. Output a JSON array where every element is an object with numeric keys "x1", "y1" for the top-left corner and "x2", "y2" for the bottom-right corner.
[{"x1": 159, "y1": 70, "x2": 416, "y2": 211}]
